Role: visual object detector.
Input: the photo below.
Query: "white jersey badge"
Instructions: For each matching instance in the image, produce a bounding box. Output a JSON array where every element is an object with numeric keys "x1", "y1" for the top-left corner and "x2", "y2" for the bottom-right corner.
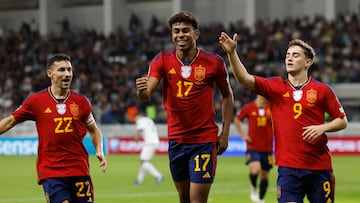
[
  {"x1": 181, "y1": 65, "x2": 192, "y2": 78},
  {"x1": 293, "y1": 90, "x2": 303, "y2": 102},
  {"x1": 56, "y1": 103, "x2": 66, "y2": 115}
]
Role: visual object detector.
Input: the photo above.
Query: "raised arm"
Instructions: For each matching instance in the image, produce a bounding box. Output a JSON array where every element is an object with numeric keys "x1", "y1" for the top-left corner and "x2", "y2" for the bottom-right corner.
[{"x1": 219, "y1": 32, "x2": 255, "y2": 90}]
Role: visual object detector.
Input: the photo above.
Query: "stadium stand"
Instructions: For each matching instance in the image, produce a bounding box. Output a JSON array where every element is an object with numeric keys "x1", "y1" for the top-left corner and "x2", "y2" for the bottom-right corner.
[{"x1": 0, "y1": 0, "x2": 359, "y2": 125}]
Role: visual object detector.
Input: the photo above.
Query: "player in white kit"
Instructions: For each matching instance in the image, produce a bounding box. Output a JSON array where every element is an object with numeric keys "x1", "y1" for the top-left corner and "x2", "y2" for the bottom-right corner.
[{"x1": 133, "y1": 113, "x2": 164, "y2": 185}]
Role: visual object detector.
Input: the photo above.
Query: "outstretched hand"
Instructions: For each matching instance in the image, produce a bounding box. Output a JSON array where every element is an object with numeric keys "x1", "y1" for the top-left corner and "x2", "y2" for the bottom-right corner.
[{"x1": 219, "y1": 32, "x2": 238, "y2": 54}]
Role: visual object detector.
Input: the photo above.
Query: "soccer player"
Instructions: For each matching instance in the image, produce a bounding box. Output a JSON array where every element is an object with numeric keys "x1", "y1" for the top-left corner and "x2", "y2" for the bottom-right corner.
[
  {"x1": 234, "y1": 94, "x2": 273, "y2": 203},
  {"x1": 133, "y1": 112, "x2": 164, "y2": 185},
  {"x1": 220, "y1": 33, "x2": 348, "y2": 203},
  {"x1": 136, "y1": 11, "x2": 234, "y2": 203},
  {"x1": 0, "y1": 53, "x2": 107, "y2": 203}
]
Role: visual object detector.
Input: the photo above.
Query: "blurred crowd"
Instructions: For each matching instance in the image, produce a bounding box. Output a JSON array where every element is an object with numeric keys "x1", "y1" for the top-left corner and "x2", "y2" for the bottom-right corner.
[{"x1": 0, "y1": 12, "x2": 359, "y2": 124}]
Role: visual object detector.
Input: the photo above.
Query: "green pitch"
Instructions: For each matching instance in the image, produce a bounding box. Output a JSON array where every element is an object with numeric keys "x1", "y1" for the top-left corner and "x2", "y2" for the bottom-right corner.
[{"x1": 0, "y1": 155, "x2": 359, "y2": 203}]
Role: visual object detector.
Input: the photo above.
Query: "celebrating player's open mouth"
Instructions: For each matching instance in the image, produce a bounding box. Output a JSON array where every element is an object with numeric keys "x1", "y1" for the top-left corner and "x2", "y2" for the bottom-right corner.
[{"x1": 62, "y1": 78, "x2": 71, "y2": 87}]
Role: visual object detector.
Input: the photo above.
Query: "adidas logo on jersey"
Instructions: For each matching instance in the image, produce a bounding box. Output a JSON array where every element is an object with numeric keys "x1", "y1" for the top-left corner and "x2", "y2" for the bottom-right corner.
[
  {"x1": 44, "y1": 108, "x2": 52, "y2": 113},
  {"x1": 168, "y1": 68, "x2": 176, "y2": 74},
  {"x1": 283, "y1": 91, "x2": 290, "y2": 97}
]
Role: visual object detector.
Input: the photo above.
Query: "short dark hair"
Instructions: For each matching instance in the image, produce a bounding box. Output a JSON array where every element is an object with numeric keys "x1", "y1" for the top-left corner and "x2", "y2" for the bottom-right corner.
[
  {"x1": 288, "y1": 39, "x2": 315, "y2": 61},
  {"x1": 168, "y1": 11, "x2": 199, "y2": 30},
  {"x1": 46, "y1": 53, "x2": 71, "y2": 69}
]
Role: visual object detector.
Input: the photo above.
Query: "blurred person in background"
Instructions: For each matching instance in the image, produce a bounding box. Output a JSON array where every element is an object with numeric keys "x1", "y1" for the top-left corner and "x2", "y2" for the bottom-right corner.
[
  {"x1": 0, "y1": 53, "x2": 107, "y2": 203},
  {"x1": 1, "y1": 12, "x2": 360, "y2": 124},
  {"x1": 220, "y1": 33, "x2": 348, "y2": 203},
  {"x1": 133, "y1": 112, "x2": 164, "y2": 185},
  {"x1": 136, "y1": 11, "x2": 234, "y2": 203},
  {"x1": 234, "y1": 94, "x2": 273, "y2": 203}
]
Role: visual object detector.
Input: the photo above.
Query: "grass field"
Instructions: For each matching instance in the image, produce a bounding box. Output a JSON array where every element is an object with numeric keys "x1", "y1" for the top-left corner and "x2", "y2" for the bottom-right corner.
[{"x1": 0, "y1": 155, "x2": 359, "y2": 203}]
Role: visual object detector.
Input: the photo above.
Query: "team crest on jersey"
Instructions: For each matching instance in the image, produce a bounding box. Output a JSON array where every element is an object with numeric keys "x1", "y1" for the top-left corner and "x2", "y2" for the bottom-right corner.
[
  {"x1": 194, "y1": 65, "x2": 205, "y2": 81},
  {"x1": 56, "y1": 103, "x2": 66, "y2": 115},
  {"x1": 70, "y1": 102, "x2": 79, "y2": 117},
  {"x1": 306, "y1": 89, "x2": 317, "y2": 103},
  {"x1": 292, "y1": 90, "x2": 303, "y2": 102},
  {"x1": 181, "y1": 65, "x2": 192, "y2": 78}
]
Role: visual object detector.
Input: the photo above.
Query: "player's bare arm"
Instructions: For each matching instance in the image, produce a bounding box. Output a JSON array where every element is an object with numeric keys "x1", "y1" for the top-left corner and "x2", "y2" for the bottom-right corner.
[
  {"x1": 234, "y1": 117, "x2": 252, "y2": 143},
  {"x1": 135, "y1": 130, "x2": 142, "y2": 142},
  {"x1": 219, "y1": 32, "x2": 255, "y2": 90},
  {"x1": 87, "y1": 122, "x2": 108, "y2": 172},
  {"x1": 136, "y1": 77, "x2": 160, "y2": 101},
  {"x1": 217, "y1": 83, "x2": 234, "y2": 155},
  {"x1": 0, "y1": 115, "x2": 18, "y2": 134},
  {"x1": 302, "y1": 117, "x2": 348, "y2": 142}
]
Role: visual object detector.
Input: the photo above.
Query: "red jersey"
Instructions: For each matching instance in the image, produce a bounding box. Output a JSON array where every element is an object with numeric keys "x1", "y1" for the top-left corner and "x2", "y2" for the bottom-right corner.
[
  {"x1": 148, "y1": 48, "x2": 230, "y2": 143},
  {"x1": 12, "y1": 88, "x2": 92, "y2": 182},
  {"x1": 236, "y1": 102, "x2": 273, "y2": 152},
  {"x1": 254, "y1": 76, "x2": 346, "y2": 170}
]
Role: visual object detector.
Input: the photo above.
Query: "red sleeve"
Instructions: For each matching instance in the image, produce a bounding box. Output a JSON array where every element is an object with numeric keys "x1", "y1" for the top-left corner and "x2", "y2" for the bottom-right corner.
[
  {"x1": 214, "y1": 61, "x2": 230, "y2": 90},
  {"x1": 12, "y1": 94, "x2": 36, "y2": 122},
  {"x1": 148, "y1": 52, "x2": 164, "y2": 80},
  {"x1": 236, "y1": 103, "x2": 250, "y2": 121},
  {"x1": 323, "y1": 84, "x2": 346, "y2": 119}
]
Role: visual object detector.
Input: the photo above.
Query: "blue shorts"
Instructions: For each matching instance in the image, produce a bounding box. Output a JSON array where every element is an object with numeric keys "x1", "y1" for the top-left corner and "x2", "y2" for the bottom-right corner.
[
  {"x1": 277, "y1": 166, "x2": 335, "y2": 203},
  {"x1": 42, "y1": 176, "x2": 94, "y2": 203},
  {"x1": 168, "y1": 140, "x2": 217, "y2": 184},
  {"x1": 246, "y1": 149, "x2": 273, "y2": 171}
]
